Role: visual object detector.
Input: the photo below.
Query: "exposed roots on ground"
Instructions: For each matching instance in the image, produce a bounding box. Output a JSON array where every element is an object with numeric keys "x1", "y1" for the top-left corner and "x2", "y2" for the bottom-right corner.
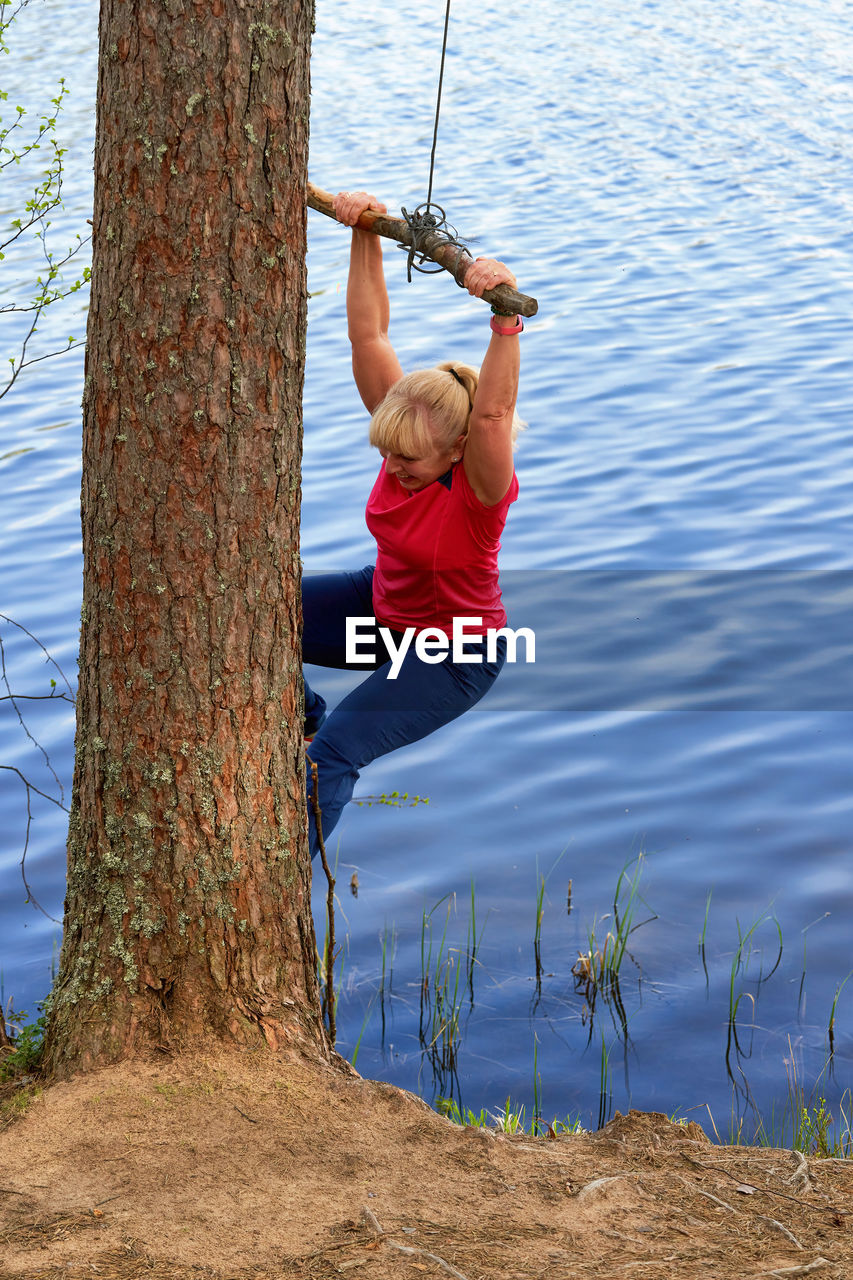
[{"x1": 1, "y1": 1051, "x2": 851, "y2": 1279}]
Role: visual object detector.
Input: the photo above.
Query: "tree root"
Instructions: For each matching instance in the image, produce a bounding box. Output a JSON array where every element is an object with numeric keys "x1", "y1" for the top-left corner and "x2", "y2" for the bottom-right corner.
[{"x1": 360, "y1": 1206, "x2": 471, "y2": 1280}]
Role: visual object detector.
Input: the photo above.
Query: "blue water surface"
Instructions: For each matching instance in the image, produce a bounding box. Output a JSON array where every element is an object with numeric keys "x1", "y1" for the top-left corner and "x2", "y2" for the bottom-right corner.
[{"x1": 1, "y1": 0, "x2": 851, "y2": 1137}]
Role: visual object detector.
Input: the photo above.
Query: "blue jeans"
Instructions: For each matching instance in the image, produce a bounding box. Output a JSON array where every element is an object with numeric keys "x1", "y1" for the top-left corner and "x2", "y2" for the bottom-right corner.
[{"x1": 303, "y1": 567, "x2": 506, "y2": 858}]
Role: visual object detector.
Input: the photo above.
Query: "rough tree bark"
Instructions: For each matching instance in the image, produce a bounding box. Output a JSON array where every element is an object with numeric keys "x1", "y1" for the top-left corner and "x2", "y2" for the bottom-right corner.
[{"x1": 42, "y1": 0, "x2": 327, "y2": 1077}]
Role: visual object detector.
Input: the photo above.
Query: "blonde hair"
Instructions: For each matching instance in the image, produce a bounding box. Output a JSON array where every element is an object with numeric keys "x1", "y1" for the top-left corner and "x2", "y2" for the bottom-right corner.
[{"x1": 369, "y1": 362, "x2": 523, "y2": 457}]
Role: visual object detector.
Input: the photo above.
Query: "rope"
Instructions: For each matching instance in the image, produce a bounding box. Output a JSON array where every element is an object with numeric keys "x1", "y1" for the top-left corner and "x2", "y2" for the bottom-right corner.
[
  {"x1": 399, "y1": 201, "x2": 468, "y2": 281},
  {"x1": 427, "y1": 0, "x2": 452, "y2": 210},
  {"x1": 399, "y1": 0, "x2": 471, "y2": 282}
]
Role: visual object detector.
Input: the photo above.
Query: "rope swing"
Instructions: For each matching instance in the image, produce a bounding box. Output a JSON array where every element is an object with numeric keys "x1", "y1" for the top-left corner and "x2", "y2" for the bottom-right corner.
[{"x1": 306, "y1": 0, "x2": 539, "y2": 316}]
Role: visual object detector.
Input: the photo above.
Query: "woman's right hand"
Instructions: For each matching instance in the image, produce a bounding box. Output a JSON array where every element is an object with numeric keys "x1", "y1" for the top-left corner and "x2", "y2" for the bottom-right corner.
[{"x1": 333, "y1": 190, "x2": 387, "y2": 227}]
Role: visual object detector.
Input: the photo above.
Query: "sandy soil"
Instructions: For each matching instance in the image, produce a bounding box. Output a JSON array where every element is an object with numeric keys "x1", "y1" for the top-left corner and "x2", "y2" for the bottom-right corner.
[{"x1": 0, "y1": 1049, "x2": 851, "y2": 1279}]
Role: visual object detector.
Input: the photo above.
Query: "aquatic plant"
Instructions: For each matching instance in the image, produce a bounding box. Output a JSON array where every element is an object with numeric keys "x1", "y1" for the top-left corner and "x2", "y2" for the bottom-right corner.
[
  {"x1": 436, "y1": 1093, "x2": 585, "y2": 1137},
  {"x1": 827, "y1": 971, "x2": 852, "y2": 1057},
  {"x1": 352, "y1": 792, "x2": 429, "y2": 808},
  {"x1": 531, "y1": 847, "x2": 570, "y2": 994},
  {"x1": 418, "y1": 895, "x2": 467, "y2": 1098},
  {"x1": 725, "y1": 904, "x2": 783, "y2": 1088},
  {"x1": 571, "y1": 852, "x2": 654, "y2": 1038}
]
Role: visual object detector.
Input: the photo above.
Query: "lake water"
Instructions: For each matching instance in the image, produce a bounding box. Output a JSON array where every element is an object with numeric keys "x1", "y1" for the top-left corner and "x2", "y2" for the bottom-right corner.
[{"x1": 2, "y1": 0, "x2": 852, "y2": 1139}]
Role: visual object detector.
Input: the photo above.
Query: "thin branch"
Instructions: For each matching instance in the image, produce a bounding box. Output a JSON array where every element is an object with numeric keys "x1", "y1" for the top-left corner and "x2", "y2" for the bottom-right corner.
[
  {"x1": 0, "y1": 113, "x2": 59, "y2": 170},
  {"x1": 0, "y1": 229, "x2": 90, "y2": 304},
  {"x1": 1, "y1": 337, "x2": 86, "y2": 401},
  {"x1": 0, "y1": 232, "x2": 90, "y2": 312},
  {"x1": 0, "y1": 1, "x2": 30, "y2": 43},
  {"x1": 0, "y1": 306, "x2": 40, "y2": 401},
  {"x1": 0, "y1": 185, "x2": 62, "y2": 250},
  {"x1": 0, "y1": 620, "x2": 72, "y2": 802},
  {"x1": 0, "y1": 614, "x2": 74, "y2": 695},
  {"x1": 308, "y1": 758, "x2": 336, "y2": 1045},
  {"x1": 0, "y1": 767, "x2": 68, "y2": 814},
  {"x1": 0, "y1": 617, "x2": 73, "y2": 924},
  {"x1": 0, "y1": 692, "x2": 75, "y2": 704},
  {"x1": 0, "y1": 765, "x2": 65, "y2": 923}
]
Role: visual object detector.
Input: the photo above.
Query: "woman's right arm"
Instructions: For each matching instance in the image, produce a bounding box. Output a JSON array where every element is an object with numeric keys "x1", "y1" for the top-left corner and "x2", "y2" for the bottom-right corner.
[{"x1": 334, "y1": 191, "x2": 403, "y2": 414}]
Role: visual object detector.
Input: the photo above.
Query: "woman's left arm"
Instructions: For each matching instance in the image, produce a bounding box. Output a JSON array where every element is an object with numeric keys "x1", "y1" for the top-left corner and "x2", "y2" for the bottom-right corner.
[{"x1": 461, "y1": 258, "x2": 521, "y2": 507}]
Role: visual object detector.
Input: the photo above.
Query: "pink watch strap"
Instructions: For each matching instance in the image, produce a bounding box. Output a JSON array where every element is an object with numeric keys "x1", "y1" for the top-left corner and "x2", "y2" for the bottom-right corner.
[{"x1": 490, "y1": 313, "x2": 524, "y2": 336}]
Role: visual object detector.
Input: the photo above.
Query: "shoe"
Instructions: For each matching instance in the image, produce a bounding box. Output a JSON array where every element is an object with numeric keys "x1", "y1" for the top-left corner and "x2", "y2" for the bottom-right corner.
[{"x1": 304, "y1": 710, "x2": 327, "y2": 742}]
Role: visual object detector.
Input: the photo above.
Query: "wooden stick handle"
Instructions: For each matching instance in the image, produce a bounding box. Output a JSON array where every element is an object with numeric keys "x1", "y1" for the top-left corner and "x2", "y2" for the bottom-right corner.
[{"x1": 307, "y1": 181, "x2": 538, "y2": 318}]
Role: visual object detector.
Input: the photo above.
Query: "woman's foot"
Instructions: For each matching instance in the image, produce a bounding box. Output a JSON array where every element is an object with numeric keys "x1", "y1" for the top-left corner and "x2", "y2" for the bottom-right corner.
[{"x1": 304, "y1": 710, "x2": 327, "y2": 743}]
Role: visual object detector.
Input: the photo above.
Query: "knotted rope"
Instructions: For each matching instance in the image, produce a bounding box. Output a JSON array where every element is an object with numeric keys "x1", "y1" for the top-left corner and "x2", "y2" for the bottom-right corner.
[{"x1": 399, "y1": 201, "x2": 470, "y2": 282}]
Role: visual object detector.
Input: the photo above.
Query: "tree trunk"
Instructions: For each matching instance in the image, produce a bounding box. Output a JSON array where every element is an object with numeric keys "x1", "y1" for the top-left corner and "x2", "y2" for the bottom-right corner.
[{"x1": 42, "y1": 0, "x2": 326, "y2": 1077}]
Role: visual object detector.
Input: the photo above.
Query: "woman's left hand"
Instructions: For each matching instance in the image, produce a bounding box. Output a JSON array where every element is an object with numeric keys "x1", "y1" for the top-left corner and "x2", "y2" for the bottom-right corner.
[{"x1": 464, "y1": 257, "x2": 517, "y2": 299}]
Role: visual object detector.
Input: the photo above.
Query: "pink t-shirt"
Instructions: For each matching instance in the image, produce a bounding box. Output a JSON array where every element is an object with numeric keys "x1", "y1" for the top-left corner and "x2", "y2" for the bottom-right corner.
[{"x1": 365, "y1": 462, "x2": 519, "y2": 637}]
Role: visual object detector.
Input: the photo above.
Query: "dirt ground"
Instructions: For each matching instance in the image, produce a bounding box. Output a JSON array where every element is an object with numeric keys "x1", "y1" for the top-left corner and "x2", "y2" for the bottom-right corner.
[{"x1": 0, "y1": 1049, "x2": 851, "y2": 1280}]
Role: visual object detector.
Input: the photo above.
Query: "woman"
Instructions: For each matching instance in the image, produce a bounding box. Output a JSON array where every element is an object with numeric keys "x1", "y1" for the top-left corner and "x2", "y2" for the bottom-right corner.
[{"x1": 304, "y1": 189, "x2": 522, "y2": 857}]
